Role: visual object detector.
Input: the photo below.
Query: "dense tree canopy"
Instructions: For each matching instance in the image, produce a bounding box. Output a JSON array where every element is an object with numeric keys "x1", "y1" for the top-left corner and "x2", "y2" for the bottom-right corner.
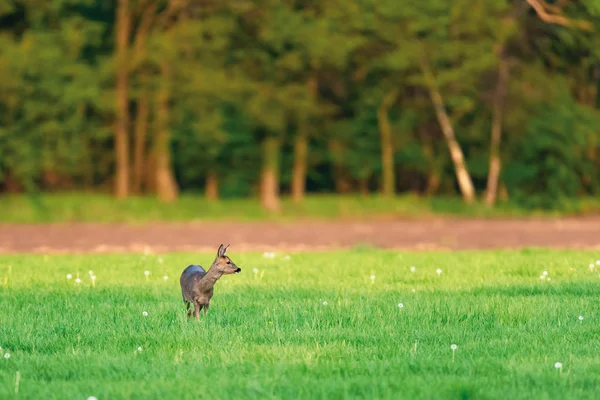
[{"x1": 0, "y1": 0, "x2": 599, "y2": 210}]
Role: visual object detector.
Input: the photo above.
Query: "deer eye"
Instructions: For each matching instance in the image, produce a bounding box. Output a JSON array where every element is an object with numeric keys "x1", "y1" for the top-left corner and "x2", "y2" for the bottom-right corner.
[{"x1": 226, "y1": 261, "x2": 231, "y2": 264}]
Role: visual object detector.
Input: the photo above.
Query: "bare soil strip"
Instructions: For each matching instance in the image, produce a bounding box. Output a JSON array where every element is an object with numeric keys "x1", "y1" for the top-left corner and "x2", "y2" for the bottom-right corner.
[{"x1": 1, "y1": 218, "x2": 599, "y2": 254}]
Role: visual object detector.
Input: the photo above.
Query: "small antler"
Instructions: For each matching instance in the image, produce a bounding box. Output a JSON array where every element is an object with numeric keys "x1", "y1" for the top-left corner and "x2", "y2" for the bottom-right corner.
[{"x1": 217, "y1": 243, "x2": 230, "y2": 257}]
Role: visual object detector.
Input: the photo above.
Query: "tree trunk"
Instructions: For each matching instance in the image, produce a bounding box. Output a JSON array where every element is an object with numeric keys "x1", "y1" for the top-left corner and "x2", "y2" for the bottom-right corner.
[
  {"x1": 358, "y1": 175, "x2": 369, "y2": 196},
  {"x1": 420, "y1": 55, "x2": 475, "y2": 204},
  {"x1": 291, "y1": 128, "x2": 308, "y2": 203},
  {"x1": 499, "y1": 183, "x2": 509, "y2": 201},
  {"x1": 143, "y1": 151, "x2": 156, "y2": 193},
  {"x1": 485, "y1": 58, "x2": 510, "y2": 206},
  {"x1": 132, "y1": 80, "x2": 149, "y2": 195},
  {"x1": 328, "y1": 139, "x2": 352, "y2": 193},
  {"x1": 115, "y1": 0, "x2": 131, "y2": 199},
  {"x1": 154, "y1": 63, "x2": 179, "y2": 203},
  {"x1": 260, "y1": 136, "x2": 281, "y2": 212},
  {"x1": 420, "y1": 137, "x2": 440, "y2": 196},
  {"x1": 130, "y1": 2, "x2": 155, "y2": 195},
  {"x1": 291, "y1": 77, "x2": 317, "y2": 203},
  {"x1": 377, "y1": 89, "x2": 398, "y2": 197},
  {"x1": 205, "y1": 171, "x2": 218, "y2": 201}
]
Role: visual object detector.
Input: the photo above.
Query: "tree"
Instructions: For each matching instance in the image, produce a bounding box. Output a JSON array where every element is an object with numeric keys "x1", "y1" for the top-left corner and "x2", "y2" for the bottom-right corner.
[
  {"x1": 115, "y1": 0, "x2": 131, "y2": 198},
  {"x1": 1, "y1": 0, "x2": 600, "y2": 211},
  {"x1": 377, "y1": 89, "x2": 398, "y2": 197},
  {"x1": 130, "y1": 1, "x2": 157, "y2": 195}
]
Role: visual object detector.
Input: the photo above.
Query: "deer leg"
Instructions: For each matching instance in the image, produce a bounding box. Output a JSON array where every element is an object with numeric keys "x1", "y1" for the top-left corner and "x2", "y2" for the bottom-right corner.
[
  {"x1": 193, "y1": 302, "x2": 201, "y2": 320},
  {"x1": 203, "y1": 303, "x2": 210, "y2": 316},
  {"x1": 182, "y1": 294, "x2": 192, "y2": 318}
]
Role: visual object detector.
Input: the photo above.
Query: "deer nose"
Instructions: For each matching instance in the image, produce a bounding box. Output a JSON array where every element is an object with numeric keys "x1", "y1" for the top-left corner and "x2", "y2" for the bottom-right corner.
[{"x1": 235, "y1": 268, "x2": 241, "y2": 274}]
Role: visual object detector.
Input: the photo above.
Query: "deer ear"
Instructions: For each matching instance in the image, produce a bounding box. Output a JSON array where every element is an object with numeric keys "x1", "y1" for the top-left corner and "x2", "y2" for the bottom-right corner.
[
  {"x1": 223, "y1": 244, "x2": 230, "y2": 255},
  {"x1": 217, "y1": 244, "x2": 224, "y2": 257}
]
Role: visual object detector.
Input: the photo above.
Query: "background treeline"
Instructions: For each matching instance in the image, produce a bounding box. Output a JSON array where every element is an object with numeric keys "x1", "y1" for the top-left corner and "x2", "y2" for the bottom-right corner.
[{"x1": 0, "y1": 0, "x2": 599, "y2": 212}]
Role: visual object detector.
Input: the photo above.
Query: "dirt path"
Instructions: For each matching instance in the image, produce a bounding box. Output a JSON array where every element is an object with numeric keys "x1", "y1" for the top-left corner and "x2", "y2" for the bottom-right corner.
[{"x1": 0, "y1": 217, "x2": 599, "y2": 254}]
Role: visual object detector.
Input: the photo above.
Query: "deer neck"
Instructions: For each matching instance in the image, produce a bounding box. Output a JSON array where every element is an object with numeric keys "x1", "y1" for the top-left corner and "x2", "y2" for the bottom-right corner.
[{"x1": 204, "y1": 264, "x2": 223, "y2": 287}]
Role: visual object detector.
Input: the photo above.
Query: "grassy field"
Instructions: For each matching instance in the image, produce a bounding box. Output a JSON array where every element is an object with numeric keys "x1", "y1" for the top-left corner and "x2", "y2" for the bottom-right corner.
[
  {"x1": 1, "y1": 249, "x2": 600, "y2": 399},
  {"x1": 1, "y1": 193, "x2": 600, "y2": 223}
]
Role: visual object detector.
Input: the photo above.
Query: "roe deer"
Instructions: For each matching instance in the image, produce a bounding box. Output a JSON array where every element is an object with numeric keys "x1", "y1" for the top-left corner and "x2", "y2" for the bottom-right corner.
[{"x1": 180, "y1": 244, "x2": 241, "y2": 319}]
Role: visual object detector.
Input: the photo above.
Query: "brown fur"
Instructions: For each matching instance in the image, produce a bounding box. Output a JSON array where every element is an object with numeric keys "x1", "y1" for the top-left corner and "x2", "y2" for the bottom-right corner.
[{"x1": 179, "y1": 244, "x2": 241, "y2": 319}]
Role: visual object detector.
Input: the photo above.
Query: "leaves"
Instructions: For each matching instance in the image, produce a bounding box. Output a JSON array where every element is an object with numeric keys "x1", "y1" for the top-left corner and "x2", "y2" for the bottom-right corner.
[{"x1": 0, "y1": 0, "x2": 599, "y2": 205}]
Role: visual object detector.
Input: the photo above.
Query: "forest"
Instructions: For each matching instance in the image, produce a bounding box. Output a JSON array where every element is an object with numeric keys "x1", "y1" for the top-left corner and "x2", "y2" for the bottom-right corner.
[{"x1": 0, "y1": 0, "x2": 599, "y2": 212}]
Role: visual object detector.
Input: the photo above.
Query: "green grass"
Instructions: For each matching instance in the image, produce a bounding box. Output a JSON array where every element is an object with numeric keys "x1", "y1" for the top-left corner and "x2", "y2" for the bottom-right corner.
[
  {"x1": 1, "y1": 193, "x2": 600, "y2": 223},
  {"x1": 1, "y1": 249, "x2": 600, "y2": 399}
]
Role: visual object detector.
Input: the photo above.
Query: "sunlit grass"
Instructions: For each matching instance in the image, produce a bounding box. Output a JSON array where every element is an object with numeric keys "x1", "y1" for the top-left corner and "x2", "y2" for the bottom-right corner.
[
  {"x1": 1, "y1": 249, "x2": 600, "y2": 399},
  {"x1": 1, "y1": 193, "x2": 600, "y2": 223}
]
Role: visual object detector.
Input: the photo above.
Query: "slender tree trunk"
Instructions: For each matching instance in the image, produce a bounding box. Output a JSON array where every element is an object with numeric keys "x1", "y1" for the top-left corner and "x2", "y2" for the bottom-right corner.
[
  {"x1": 377, "y1": 89, "x2": 398, "y2": 197},
  {"x1": 154, "y1": 63, "x2": 179, "y2": 203},
  {"x1": 291, "y1": 128, "x2": 308, "y2": 203},
  {"x1": 205, "y1": 171, "x2": 218, "y2": 201},
  {"x1": 328, "y1": 139, "x2": 352, "y2": 193},
  {"x1": 420, "y1": 134, "x2": 441, "y2": 196},
  {"x1": 129, "y1": 2, "x2": 155, "y2": 195},
  {"x1": 358, "y1": 174, "x2": 370, "y2": 196},
  {"x1": 420, "y1": 55, "x2": 475, "y2": 204},
  {"x1": 499, "y1": 183, "x2": 509, "y2": 201},
  {"x1": 291, "y1": 77, "x2": 317, "y2": 203},
  {"x1": 115, "y1": 0, "x2": 131, "y2": 198},
  {"x1": 485, "y1": 58, "x2": 510, "y2": 206},
  {"x1": 143, "y1": 151, "x2": 156, "y2": 193},
  {"x1": 595, "y1": 74, "x2": 600, "y2": 108},
  {"x1": 260, "y1": 136, "x2": 281, "y2": 212},
  {"x1": 132, "y1": 78, "x2": 149, "y2": 194}
]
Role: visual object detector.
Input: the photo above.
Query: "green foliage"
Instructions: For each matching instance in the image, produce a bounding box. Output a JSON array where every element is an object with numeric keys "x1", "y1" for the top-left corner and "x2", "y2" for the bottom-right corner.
[
  {"x1": 0, "y1": 0, "x2": 599, "y2": 209},
  {"x1": 1, "y1": 250, "x2": 600, "y2": 398},
  {"x1": 503, "y1": 94, "x2": 600, "y2": 210},
  {"x1": 0, "y1": 1, "x2": 109, "y2": 190}
]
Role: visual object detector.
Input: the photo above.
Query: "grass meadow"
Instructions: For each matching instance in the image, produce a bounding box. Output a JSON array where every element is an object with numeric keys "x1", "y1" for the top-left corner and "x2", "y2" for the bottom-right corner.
[
  {"x1": 2, "y1": 193, "x2": 600, "y2": 223},
  {"x1": 1, "y1": 249, "x2": 600, "y2": 399}
]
